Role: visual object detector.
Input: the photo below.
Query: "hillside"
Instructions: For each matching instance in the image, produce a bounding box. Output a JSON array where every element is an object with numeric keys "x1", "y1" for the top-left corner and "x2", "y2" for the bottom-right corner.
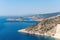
[{"x1": 18, "y1": 14, "x2": 60, "y2": 39}]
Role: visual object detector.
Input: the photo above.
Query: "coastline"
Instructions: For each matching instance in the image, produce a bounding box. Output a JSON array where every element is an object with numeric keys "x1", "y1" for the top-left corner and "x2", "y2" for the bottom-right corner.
[
  {"x1": 18, "y1": 29, "x2": 53, "y2": 36},
  {"x1": 18, "y1": 29, "x2": 45, "y2": 36},
  {"x1": 18, "y1": 24, "x2": 60, "y2": 40}
]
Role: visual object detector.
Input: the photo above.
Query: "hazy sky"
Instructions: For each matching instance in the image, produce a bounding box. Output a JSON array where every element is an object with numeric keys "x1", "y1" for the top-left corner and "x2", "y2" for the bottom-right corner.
[{"x1": 0, "y1": 0, "x2": 60, "y2": 16}]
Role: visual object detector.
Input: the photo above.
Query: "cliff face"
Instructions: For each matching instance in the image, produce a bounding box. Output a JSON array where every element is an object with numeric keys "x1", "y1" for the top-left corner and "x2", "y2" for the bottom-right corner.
[{"x1": 19, "y1": 15, "x2": 60, "y2": 37}]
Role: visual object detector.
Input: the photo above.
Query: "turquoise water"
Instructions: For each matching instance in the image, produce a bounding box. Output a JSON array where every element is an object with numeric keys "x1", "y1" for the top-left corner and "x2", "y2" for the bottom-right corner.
[{"x1": 0, "y1": 18, "x2": 55, "y2": 40}]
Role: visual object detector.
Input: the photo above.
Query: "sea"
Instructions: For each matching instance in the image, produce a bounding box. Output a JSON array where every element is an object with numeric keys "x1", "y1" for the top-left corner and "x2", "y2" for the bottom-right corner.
[{"x1": 0, "y1": 16, "x2": 55, "y2": 40}]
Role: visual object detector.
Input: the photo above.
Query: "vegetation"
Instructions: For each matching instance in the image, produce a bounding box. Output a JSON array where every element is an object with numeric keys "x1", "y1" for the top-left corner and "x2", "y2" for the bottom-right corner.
[{"x1": 24, "y1": 14, "x2": 60, "y2": 36}]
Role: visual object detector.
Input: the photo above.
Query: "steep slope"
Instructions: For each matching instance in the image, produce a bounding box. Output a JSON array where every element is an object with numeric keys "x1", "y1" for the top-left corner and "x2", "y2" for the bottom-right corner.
[{"x1": 53, "y1": 24, "x2": 60, "y2": 39}]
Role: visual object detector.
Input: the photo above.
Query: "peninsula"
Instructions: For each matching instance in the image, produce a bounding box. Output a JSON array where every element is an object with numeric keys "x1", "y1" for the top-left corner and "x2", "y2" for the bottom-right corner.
[{"x1": 18, "y1": 15, "x2": 60, "y2": 39}]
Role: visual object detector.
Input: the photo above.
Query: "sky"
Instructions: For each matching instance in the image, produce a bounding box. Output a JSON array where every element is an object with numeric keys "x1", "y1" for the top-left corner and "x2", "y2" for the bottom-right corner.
[{"x1": 0, "y1": 0, "x2": 60, "y2": 16}]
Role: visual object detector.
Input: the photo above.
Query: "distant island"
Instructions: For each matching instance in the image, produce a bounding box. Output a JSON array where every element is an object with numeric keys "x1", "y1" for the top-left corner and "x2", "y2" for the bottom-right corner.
[
  {"x1": 6, "y1": 17, "x2": 24, "y2": 21},
  {"x1": 18, "y1": 14, "x2": 60, "y2": 39}
]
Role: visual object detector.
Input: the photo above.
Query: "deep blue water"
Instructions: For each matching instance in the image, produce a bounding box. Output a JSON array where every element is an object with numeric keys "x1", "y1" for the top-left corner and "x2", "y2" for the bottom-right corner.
[{"x1": 0, "y1": 19, "x2": 55, "y2": 40}]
